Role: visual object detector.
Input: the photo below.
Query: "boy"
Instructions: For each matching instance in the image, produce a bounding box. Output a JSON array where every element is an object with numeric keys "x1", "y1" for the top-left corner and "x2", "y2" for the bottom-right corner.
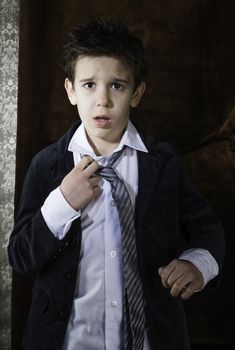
[{"x1": 8, "y1": 20, "x2": 225, "y2": 350}]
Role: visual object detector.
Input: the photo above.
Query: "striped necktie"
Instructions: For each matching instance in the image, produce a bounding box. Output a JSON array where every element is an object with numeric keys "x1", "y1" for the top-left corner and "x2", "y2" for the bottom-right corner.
[{"x1": 97, "y1": 149, "x2": 145, "y2": 350}]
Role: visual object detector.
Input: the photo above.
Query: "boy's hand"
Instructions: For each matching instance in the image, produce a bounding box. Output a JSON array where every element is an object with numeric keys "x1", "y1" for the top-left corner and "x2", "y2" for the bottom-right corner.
[
  {"x1": 158, "y1": 259, "x2": 204, "y2": 300},
  {"x1": 60, "y1": 156, "x2": 101, "y2": 210}
]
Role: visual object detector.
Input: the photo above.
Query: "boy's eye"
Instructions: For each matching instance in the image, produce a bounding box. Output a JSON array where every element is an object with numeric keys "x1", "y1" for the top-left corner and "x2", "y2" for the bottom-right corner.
[
  {"x1": 111, "y1": 82, "x2": 123, "y2": 90},
  {"x1": 83, "y1": 82, "x2": 95, "y2": 89}
]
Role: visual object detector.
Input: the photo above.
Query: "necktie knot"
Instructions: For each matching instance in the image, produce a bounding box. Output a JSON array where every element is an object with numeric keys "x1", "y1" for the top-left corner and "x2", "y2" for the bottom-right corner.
[
  {"x1": 97, "y1": 166, "x2": 117, "y2": 183},
  {"x1": 95, "y1": 147, "x2": 125, "y2": 183}
]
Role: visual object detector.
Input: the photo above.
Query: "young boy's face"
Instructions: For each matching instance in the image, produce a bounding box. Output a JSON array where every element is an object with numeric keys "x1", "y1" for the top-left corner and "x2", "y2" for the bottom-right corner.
[{"x1": 65, "y1": 56, "x2": 145, "y2": 150}]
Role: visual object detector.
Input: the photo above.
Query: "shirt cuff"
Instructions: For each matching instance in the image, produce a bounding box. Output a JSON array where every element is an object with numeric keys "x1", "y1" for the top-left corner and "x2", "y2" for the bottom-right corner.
[
  {"x1": 41, "y1": 187, "x2": 80, "y2": 240},
  {"x1": 179, "y1": 248, "x2": 219, "y2": 287}
]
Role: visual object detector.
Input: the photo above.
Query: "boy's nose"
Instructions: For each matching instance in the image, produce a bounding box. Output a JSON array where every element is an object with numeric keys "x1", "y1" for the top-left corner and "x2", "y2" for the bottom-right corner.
[{"x1": 96, "y1": 89, "x2": 111, "y2": 107}]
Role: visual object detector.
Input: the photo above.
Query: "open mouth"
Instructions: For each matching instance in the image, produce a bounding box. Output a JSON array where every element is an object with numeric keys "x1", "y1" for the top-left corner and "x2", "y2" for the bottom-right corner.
[
  {"x1": 94, "y1": 116, "x2": 110, "y2": 120},
  {"x1": 93, "y1": 116, "x2": 111, "y2": 127}
]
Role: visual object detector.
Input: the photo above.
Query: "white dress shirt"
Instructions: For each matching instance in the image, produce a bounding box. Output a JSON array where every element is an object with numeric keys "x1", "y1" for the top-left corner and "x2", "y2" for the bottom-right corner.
[{"x1": 41, "y1": 121, "x2": 218, "y2": 350}]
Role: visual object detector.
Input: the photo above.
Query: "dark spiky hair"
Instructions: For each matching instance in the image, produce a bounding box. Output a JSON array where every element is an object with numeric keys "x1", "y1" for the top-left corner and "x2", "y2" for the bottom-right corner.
[{"x1": 63, "y1": 19, "x2": 147, "y2": 89}]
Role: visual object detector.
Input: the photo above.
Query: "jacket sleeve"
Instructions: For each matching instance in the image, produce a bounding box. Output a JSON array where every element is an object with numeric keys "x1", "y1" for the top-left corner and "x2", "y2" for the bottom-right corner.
[
  {"x1": 8, "y1": 155, "x2": 72, "y2": 275},
  {"x1": 176, "y1": 154, "x2": 225, "y2": 282}
]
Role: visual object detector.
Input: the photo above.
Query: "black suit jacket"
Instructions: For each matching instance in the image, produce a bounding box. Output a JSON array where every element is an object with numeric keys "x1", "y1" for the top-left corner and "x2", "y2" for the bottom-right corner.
[{"x1": 8, "y1": 122, "x2": 225, "y2": 350}]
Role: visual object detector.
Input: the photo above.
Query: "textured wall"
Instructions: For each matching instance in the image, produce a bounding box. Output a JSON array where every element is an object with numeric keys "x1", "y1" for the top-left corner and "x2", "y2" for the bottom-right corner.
[{"x1": 0, "y1": 0, "x2": 19, "y2": 349}]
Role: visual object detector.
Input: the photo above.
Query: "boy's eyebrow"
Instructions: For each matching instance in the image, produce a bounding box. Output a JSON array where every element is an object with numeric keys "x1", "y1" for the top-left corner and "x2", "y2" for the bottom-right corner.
[
  {"x1": 79, "y1": 77, "x2": 95, "y2": 82},
  {"x1": 112, "y1": 78, "x2": 129, "y2": 84},
  {"x1": 78, "y1": 77, "x2": 130, "y2": 84}
]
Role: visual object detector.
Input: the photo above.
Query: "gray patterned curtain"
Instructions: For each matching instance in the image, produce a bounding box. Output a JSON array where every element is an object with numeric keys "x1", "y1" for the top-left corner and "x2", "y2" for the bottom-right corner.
[{"x1": 0, "y1": 0, "x2": 19, "y2": 349}]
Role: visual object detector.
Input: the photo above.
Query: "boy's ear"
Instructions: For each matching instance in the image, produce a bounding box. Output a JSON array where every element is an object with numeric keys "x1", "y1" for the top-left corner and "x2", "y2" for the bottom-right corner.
[
  {"x1": 64, "y1": 78, "x2": 77, "y2": 105},
  {"x1": 130, "y1": 82, "x2": 146, "y2": 108}
]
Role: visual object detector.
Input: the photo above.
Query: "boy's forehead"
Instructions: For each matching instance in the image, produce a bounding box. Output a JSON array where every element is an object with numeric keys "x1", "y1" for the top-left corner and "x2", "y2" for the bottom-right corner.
[{"x1": 75, "y1": 55, "x2": 134, "y2": 81}]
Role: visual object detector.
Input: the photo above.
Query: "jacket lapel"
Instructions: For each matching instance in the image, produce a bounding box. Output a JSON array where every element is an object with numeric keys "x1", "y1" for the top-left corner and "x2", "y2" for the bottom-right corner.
[
  {"x1": 133, "y1": 122, "x2": 170, "y2": 231},
  {"x1": 51, "y1": 122, "x2": 80, "y2": 186},
  {"x1": 135, "y1": 149, "x2": 163, "y2": 230}
]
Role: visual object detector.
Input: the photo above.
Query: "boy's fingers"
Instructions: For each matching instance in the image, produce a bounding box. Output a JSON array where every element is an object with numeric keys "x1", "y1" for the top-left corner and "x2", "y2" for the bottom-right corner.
[
  {"x1": 76, "y1": 156, "x2": 93, "y2": 170},
  {"x1": 159, "y1": 260, "x2": 204, "y2": 299},
  {"x1": 158, "y1": 267, "x2": 170, "y2": 288},
  {"x1": 90, "y1": 176, "x2": 100, "y2": 187},
  {"x1": 83, "y1": 160, "x2": 100, "y2": 176},
  {"x1": 169, "y1": 274, "x2": 191, "y2": 297},
  {"x1": 93, "y1": 185, "x2": 102, "y2": 198},
  {"x1": 89, "y1": 176, "x2": 102, "y2": 199},
  {"x1": 167, "y1": 270, "x2": 184, "y2": 289},
  {"x1": 180, "y1": 281, "x2": 200, "y2": 300},
  {"x1": 158, "y1": 263, "x2": 177, "y2": 288},
  {"x1": 159, "y1": 264, "x2": 191, "y2": 297},
  {"x1": 76, "y1": 157, "x2": 100, "y2": 176}
]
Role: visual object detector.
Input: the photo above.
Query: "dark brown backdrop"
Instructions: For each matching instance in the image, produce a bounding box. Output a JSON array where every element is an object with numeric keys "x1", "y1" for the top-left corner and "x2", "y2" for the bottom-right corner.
[{"x1": 13, "y1": 0, "x2": 235, "y2": 349}]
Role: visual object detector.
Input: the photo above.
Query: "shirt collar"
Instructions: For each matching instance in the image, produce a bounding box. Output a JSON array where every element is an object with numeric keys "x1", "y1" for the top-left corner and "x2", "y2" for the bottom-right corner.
[{"x1": 68, "y1": 120, "x2": 148, "y2": 158}]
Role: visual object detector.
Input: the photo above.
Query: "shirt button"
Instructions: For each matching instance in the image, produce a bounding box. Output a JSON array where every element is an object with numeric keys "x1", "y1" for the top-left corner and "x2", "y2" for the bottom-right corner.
[
  {"x1": 110, "y1": 200, "x2": 116, "y2": 207},
  {"x1": 111, "y1": 301, "x2": 117, "y2": 308},
  {"x1": 110, "y1": 250, "x2": 116, "y2": 258}
]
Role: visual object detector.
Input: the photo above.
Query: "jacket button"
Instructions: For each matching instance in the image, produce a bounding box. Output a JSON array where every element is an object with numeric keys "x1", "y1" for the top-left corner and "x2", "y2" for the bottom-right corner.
[
  {"x1": 72, "y1": 237, "x2": 79, "y2": 245},
  {"x1": 64, "y1": 270, "x2": 73, "y2": 281},
  {"x1": 57, "y1": 308, "x2": 68, "y2": 319}
]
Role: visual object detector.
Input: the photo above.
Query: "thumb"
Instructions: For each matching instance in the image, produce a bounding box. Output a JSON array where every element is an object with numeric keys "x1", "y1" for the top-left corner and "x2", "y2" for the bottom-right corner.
[{"x1": 158, "y1": 266, "x2": 165, "y2": 275}]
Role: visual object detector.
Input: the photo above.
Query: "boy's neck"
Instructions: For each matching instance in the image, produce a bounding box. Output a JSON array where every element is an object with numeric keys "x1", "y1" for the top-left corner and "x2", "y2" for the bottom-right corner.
[
  {"x1": 86, "y1": 132, "x2": 125, "y2": 156},
  {"x1": 87, "y1": 136, "x2": 119, "y2": 156}
]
